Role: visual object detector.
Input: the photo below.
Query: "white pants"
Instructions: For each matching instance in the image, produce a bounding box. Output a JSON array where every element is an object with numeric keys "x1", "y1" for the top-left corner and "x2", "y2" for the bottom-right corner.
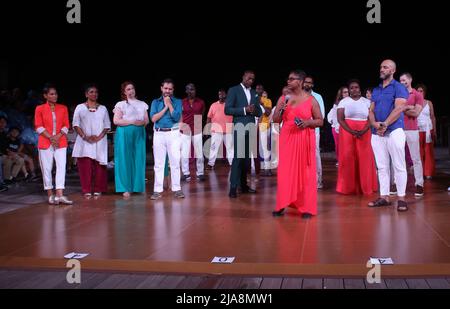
[
  {"x1": 405, "y1": 130, "x2": 424, "y2": 187},
  {"x1": 270, "y1": 130, "x2": 279, "y2": 169},
  {"x1": 208, "y1": 132, "x2": 233, "y2": 166},
  {"x1": 259, "y1": 129, "x2": 271, "y2": 170},
  {"x1": 181, "y1": 133, "x2": 204, "y2": 176},
  {"x1": 371, "y1": 128, "x2": 407, "y2": 197},
  {"x1": 153, "y1": 130, "x2": 181, "y2": 193},
  {"x1": 38, "y1": 146, "x2": 67, "y2": 190},
  {"x1": 316, "y1": 131, "x2": 322, "y2": 185}
]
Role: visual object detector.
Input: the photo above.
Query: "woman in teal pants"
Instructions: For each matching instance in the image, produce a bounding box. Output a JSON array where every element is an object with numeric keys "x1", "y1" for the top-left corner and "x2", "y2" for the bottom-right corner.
[{"x1": 113, "y1": 81, "x2": 149, "y2": 198}]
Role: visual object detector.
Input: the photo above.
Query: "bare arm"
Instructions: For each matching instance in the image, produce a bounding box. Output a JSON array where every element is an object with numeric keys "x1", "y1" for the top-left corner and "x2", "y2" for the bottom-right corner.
[
  {"x1": 73, "y1": 126, "x2": 86, "y2": 139},
  {"x1": 368, "y1": 102, "x2": 379, "y2": 128},
  {"x1": 337, "y1": 108, "x2": 357, "y2": 135},
  {"x1": 404, "y1": 104, "x2": 423, "y2": 117},
  {"x1": 428, "y1": 100, "x2": 437, "y2": 138},
  {"x1": 384, "y1": 98, "x2": 407, "y2": 127},
  {"x1": 113, "y1": 109, "x2": 133, "y2": 126},
  {"x1": 272, "y1": 96, "x2": 286, "y2": 124},
  {"x1": 135, "y1": 112, "x2": 149, "y2": 126},
  {"x1": 299, "y1": 98, "x2": 323, "y2": 128}
]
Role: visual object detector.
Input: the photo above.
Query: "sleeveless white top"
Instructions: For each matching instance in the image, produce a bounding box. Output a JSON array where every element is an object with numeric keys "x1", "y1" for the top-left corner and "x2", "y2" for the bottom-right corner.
[{"x1": 417, "y1": 101, "x2": 433, "y2": 142}]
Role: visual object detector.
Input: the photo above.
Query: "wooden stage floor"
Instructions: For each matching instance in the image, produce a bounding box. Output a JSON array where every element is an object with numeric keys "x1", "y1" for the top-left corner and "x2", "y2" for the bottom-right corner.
[{"x1": 0, "y1": 155, "x2": 449, "y2": 278}]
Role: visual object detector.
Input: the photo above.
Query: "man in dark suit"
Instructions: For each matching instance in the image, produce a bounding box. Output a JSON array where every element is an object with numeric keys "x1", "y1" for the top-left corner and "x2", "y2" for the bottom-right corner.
[{"x1": 225, "y1": 70, "x2": 262, "y2": 198}]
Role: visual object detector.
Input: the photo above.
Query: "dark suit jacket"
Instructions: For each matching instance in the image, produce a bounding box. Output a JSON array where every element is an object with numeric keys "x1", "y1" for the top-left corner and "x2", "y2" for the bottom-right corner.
[{"x1": 224, "y1": 84, "x2": 262, "y2": 125}]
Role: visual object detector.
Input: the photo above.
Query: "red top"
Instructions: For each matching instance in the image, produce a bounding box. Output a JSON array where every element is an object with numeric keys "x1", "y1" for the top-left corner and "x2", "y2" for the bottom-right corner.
[
  {"x1": 181, "y1": 97, "x2": 205, "y2": 135},
  {"x1": 404, "y1": 88, "x2": 424, "y2": 131},
  {"x1": 34, "y1": 102, "x2": 70, "y2": 149}
]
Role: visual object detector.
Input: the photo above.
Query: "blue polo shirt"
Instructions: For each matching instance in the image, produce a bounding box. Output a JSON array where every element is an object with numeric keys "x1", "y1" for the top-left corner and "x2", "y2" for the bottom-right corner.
[
  {"x1": 150, "y1": 96, "x2": 182, "y2": 129},
  {"x1": 371, "y1": 79, "x2": 409, "y2": 134}
]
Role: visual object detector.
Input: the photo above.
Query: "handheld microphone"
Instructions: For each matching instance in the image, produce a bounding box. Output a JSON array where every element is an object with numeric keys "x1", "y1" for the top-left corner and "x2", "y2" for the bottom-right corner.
[{"x1": 279, "y1": 95, "x2": 291, "y2": 117}]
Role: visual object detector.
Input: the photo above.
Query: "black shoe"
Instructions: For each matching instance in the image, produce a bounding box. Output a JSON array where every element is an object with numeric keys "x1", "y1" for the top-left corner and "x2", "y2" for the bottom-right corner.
[
  {"x1": 228, "y1": 189, "x2": 237, "y2": 198},
  {"x1": 181, "y1": 174, "x2": 191, "y2": 182},
  {"x1": 197, "y1": 174, "x2": 206, "y2": 181},
  {"x1": 272, "y1": 208, "x2": 285, "y2": 216},
  {"x1": 4, "y1": 178, "x2": 15, "y2": 185},
  {"x1": 241, "y1": 187, "x2": 256, "y2": 194},
  {"x1": 30, "y1": 175, "x2": 40, "y2": 182},
  {"x1": 0, "y1": 185, "x2": 8, "y2": 193},
  {"x1": 301, "y1": 213, "x2": 313, "y2": 219}
]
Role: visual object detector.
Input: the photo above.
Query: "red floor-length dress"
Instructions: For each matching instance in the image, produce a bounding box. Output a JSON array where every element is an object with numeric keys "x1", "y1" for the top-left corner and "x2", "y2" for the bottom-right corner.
[{"x1": 275, "y1": 96, "x2": 317, "y2": 215}]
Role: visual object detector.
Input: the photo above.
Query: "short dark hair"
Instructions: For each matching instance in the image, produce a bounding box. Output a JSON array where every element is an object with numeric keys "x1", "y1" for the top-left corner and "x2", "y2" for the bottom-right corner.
[
  {"x1": 84, "y1": 83, "x2": 98, "y2": 93},
  {"x1": 161, "y1": 78, "x2": 174, "y2": 87},
  {"x1": 290, "y1": 70, "x2": 307, "y2": 81},
  {"x1": 243, "y1": 70, "x2": 255, "y2": 75},
  {"x1": 400, "y1": 72, "x2": 413, "y2": 79},
  {"x1": 42, "y1": 83, "x2": 57, "y2": 95},
  {"x1": 218, "y1": 88, "x2": 227, "y2": 93},
  {"x1": 9, "y1": 126, "x2": 21, "y2": 134},
  {"x1": 347, "y1": 79, "x2": 361, "y2": 88},
  {"x1": 416, "y1": 83, "x2": 427, "y2": 94},
  {"x1": 0, "y1": 115, "x2": 8, "y2": 122},
  {"x1": 305, "y1": 75, "x2": 314, "y2": 82}
]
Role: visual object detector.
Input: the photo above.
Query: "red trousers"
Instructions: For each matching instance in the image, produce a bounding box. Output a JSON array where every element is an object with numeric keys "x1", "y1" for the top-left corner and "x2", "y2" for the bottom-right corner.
[
  {"x1": 77, "y1": 157, "x2": 108, "y2": 194},
  {"x1": 337, "y1": 120, "x2": 378, "y2": 195},
  {"x1": 419, "y1": 131, "x2": 435, "y2": 177}
]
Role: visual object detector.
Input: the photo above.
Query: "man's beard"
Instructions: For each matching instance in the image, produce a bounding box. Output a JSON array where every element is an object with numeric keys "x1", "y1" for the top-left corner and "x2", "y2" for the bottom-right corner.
[{"x1": 380, "y1": 73, "x2": 391, "y2": 80}]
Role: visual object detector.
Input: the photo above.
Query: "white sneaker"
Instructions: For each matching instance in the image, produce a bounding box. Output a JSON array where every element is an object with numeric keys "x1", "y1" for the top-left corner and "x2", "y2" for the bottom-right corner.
[
  {"x1": 48, "y1": 195, "x2": 55, "y2": 205},
  {"x1": 55, "y1": 196, "x2": 73, "y2": 205},
  {"x1": 93, "y1": 192, "x2": 102, "y2": 196}
]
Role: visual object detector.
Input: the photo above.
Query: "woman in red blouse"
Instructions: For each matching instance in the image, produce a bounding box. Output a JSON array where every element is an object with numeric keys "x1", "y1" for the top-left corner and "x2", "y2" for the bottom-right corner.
[{"x1": 34, "y1": 84, "x2": 73, "y2": 205}]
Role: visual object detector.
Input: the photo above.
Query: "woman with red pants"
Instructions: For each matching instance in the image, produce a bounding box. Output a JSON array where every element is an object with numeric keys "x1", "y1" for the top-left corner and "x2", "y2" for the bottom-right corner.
[
  {"x1": 72, "y1": 84, "x2": 111, "y2": 198},
  {"x1": 336, "y1": 80, "x2": 378, "y2": 195}
]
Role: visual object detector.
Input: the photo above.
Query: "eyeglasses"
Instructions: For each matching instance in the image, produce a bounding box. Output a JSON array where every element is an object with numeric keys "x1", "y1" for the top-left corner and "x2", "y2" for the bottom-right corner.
[{"x1": 287, "y1": 77, "x2": 301, "y2": 81}]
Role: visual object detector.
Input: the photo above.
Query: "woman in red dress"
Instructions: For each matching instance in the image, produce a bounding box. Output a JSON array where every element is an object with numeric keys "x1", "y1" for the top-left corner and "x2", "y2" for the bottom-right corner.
[{"x1": 272, "y1": 70, "x2": 323, "y2": 219}]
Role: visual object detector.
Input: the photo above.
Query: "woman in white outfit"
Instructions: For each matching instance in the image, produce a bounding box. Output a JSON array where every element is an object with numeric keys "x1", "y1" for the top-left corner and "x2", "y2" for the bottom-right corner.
[{"x1": 72, "y1": 84, "x2": 111, "y2": 198}]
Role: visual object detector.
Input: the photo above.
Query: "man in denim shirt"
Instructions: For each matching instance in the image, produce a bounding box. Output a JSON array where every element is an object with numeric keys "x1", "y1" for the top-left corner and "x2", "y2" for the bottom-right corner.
[{"x1": 149, "y1": 79, "x2": 184, "y2": 200}]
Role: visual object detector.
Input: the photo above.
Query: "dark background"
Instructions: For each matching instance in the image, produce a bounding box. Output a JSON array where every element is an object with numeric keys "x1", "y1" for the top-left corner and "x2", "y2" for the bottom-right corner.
[{"x1": 1, "y1": 0, "x2": 448, "y2": 148}]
